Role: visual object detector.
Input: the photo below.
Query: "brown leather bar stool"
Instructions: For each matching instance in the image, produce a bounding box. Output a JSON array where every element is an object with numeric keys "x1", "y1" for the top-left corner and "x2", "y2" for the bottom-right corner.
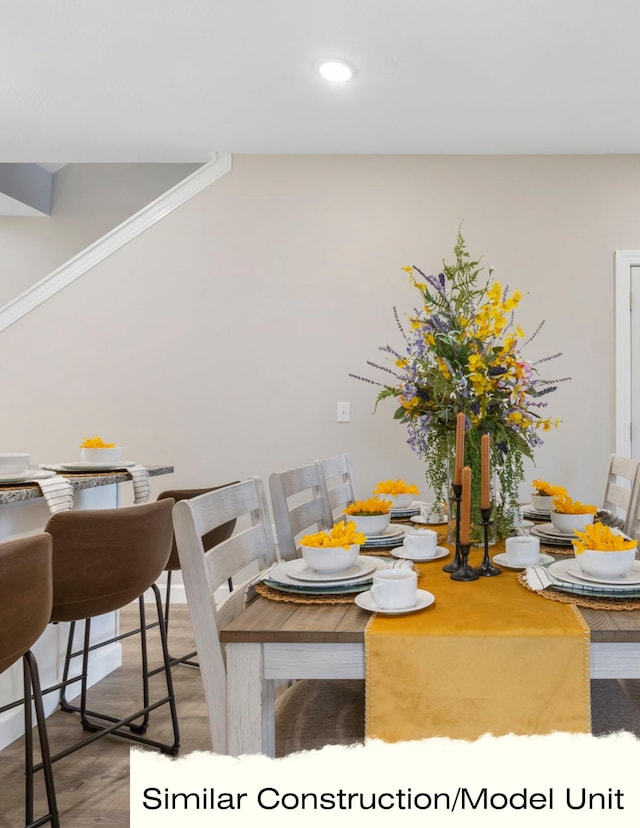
[
  {"x1": 0, "y1": 533, "x2": 59, "y2": 828},
  {"x1": 42, "y1": 499, "x2": 180, "y2": 764}
]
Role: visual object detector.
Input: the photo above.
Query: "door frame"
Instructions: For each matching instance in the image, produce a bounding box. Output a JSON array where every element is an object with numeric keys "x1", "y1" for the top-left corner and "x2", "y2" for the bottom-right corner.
[{"x1": 614, "y1": 250, "x2": 640, "y2": 457}]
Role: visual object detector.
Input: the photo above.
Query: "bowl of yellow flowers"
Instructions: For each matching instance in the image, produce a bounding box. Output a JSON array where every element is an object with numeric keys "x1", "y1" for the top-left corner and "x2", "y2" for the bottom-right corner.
[
  {"x1": 343, "y1": 497, "x2": 392, "y2": 535},
  {"x1": 573, "y1": 523, "x2": 638, "y2": 579},
  {"x1": 80, "y1": 436, "x2": 123, "y2": 464},
  {"x1": 550, "y1": 492, "x2": 597, "y2": 535},
  {"x1": 299, "y1": 520, "x2": 366, "y2": 572},
  {"x1": 530, "y1": 479, "x2": 565, "y2": 513},
  {"x1": 373, "y1": 479, "x2": 420, "y2": 510}
]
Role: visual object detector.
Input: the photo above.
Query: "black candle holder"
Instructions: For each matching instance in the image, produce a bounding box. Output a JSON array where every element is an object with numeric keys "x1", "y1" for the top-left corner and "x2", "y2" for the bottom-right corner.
[
  {"x1": 443, "y1": 482, "x2": 463, "y2": 573},
  {"x1": 473, "y1": 506, "x2": 502, "y2": 577},
  {"x1": 450, "y1": 542, "x2": 479, "y2": 581}
]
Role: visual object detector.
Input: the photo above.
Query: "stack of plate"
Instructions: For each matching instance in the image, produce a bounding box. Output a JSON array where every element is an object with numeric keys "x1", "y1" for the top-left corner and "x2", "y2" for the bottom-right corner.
[
  {"x1": 263, "y1": 557, "x2": 389, "y2": 596},
  {"x1": 361, "y1": 525, "x2": 406, "y2": 550},
  {"x1": 520, "y1": 503, "x2": 551, "y2": 522},
  {"x1": 528, "y1": 523, "x2": 576, "y2": 547},
  {"x1": 389, "y1": 501, "x2": 422, "y2": 520},
  {"x1": 545, "y1": 559, "x2": 640, "y2": 599}
]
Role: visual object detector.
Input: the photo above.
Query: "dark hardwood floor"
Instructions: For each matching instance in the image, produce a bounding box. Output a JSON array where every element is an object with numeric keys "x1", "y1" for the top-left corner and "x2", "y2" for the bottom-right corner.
[{"x1": 0, "y1": 605, "x2": 210, "y2": 827}]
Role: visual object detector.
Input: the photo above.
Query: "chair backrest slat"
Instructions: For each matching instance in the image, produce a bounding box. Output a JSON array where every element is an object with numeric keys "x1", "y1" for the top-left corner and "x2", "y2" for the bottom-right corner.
[
  {"x1": 316, "y1": 453, "x2": 356, "y2": 523},
  {"x1": 173, "y1": 477, "x2": 276, "y2": 753},
  {"x1": 269, "y1": 464, "x2": 332, "y2": 561}
]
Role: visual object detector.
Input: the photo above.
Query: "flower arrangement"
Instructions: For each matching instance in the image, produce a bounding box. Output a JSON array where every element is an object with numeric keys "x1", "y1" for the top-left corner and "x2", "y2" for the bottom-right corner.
[
  {"x1": 373, "y1": 479, "x2": 419, "y2": 496},
  {"x1": 350, "y1": 231, "x2": 568, "y2": 538},
  {"x1": 531, "y1": 479, "x2": 567, "y2": 498},
  {"x1": 80, "y1": 435, "x2": 115, "y2": 448},
  {"x1": 299, "y1": 521, "x2": 365, "y2": 549},
  {"x1": 344, "y1": 497, "x2": 392, "y2": 516},
  {"x1": 552, "y1": 493, "x2": 598, "y2": 515},
  {"x1": 573, "y1": 523, "x2": 637, "y2": 554}
]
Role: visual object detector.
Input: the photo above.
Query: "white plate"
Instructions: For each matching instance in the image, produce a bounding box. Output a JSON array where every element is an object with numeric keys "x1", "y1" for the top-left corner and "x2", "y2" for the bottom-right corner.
[
  {"x1": 269, "y1": 557, "x2": 387, "y2": 589},
  {"x1": 355, "y1": 588, "x2": 435, "y2": 615},
  {"x1": 535, "y1": 522, "x2": 577, "y2": 538},
  {"x1": 0, "y1": 469, "x2": 57, "y2": 484},
  {"x1": 58, "y1": 461, "x2": 136, "y2": 471},
  {"x1": 521, "y1": 503, "x2": 551, "y2": 516},
  {"x1": 492, "y1": 552, "x2": 555, "y2": 571},
  {"x1": 391, "y1": 545, "x2": 449, "y2": 563},
  {"x1": 529, "y1": 525, "x2": 574, "y2": 545},
  {"x1": 547, "y1": 559, "x2": 640, "y2": 591},
  {"x1": 565, "y1": 561, "x2": 640, "y2": 586},
  {"x1": 362, "y1": 525, "x2": 406, "y2": 541},
  {"x1": 288, "y1": 558, "x2": 378, "y2": 583},
  {"x1": 410, "y1": 515, "x2": 448, "y2": 525}
]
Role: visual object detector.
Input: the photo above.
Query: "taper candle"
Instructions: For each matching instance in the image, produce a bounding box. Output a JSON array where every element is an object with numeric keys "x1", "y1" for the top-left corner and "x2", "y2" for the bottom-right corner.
[
  {"x1": 454, "y1": 412, "x2": 465, "y2": 486},
  {"x1": 460, "y1": 465, "x2": 472, "y2": 545},
  {"x1": 481, "y1": 434, "x2": 491, "y2": 509}
]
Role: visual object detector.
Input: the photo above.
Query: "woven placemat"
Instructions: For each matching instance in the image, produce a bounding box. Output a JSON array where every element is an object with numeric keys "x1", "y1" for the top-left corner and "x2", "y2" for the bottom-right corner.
[
  {"x1": 255, "y1": 582, "x2": 358, "y2": 604},
  {"x1": 517, "y1": 571, "x2": 640, "y2": 611},
  {"x1": 540, "y1": 543, "x2": 572, "y2": 556}
]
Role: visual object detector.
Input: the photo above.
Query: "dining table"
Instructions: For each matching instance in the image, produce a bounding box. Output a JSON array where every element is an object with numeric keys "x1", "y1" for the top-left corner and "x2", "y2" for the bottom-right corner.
[{"x1": 220, "y1": 524, "x2": 640, "y2": 757}]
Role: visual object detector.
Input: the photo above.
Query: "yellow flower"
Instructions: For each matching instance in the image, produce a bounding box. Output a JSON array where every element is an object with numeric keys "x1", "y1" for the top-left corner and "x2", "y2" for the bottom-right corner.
[
  {"x1": 300, "y1": 520, "x2": 366, "y2": 549},
  {"x1": 374, "y1": 479, "x2": 420, "y2": 495},
  {"x1": 80, "y1": 435, "x2": 115, "y2": 448},
  {"x1": 573, "y1": 522, "x2": 637, "y2": 554},
  {"x1": 531, "y1": 480, "x2": 567, "y2": 497},
  {"x1": 344, "y1": 497, "x2": 392, "y2": 516},
  {"x1": 552, "y1": 493, "x2": 597, "y2": 515}
]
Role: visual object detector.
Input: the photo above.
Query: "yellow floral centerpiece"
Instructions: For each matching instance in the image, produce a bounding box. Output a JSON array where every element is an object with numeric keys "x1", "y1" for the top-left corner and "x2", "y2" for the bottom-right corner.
[
  {"x1": 299, "y1": 520, "x2": 366, "y2": 573},
  {"x1": 551, "y1": 493, "x2": 597, "y2": 515},
  {"x1": 299, "y1": 520, "x2": 365, "y2": 549},
  {"x1": 573, "y1": 522, "x2": 637, "y2": 554},
  {"x1": 351, "y1": 231, "x2": 568, "y2": 540},
  {"x1": 344, "y1": 497, "x2": 392, "y2": 536},
  {"x1": 344, "y1": 497, "x2": 392, "y2": 516},
  {"x1": 80, "y1": 435, "x2": 116, "y2": 448},
  {"x1": 531, "y1": 479, "x2": 566, "y2": 498},
  {"x1": 373, "y1": 479, "x2": 419, "y2": 509},
  {"x1": 373, "y1": 479, "x2": 419, "y2": 496}
]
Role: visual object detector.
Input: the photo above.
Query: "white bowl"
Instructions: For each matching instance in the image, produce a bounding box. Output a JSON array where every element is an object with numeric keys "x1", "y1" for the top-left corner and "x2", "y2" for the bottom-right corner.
[
  {"x1": 530, "y1": 494, "x2": 553, "y2": 512},
  {"x1": 550, "y1": 510, "x2": 594, "y2": 535},
  {"x1": 347, "y1": 513, "x2": 391, "y2": 536},
  {"x1": 575, "y1": 547, "x2": 637, "y2": 579},
  {"x1": 80, "y1": 447, "x2": 123, "y2": 464},
  {"x1": 300, "y1": 544, "x2": 360, "y2": 573},
  {"x1": 0, "y1": 453, "x2": 30, "y2": 474},
  {"x1": 386, "y1": 493, "x2": 413, "y2": 509}
]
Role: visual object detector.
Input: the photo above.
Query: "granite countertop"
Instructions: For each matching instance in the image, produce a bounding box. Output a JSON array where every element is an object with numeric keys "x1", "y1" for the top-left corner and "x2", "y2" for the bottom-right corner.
[{"x1": 0, "y1": 465, "x2": 174, "y2": 505}]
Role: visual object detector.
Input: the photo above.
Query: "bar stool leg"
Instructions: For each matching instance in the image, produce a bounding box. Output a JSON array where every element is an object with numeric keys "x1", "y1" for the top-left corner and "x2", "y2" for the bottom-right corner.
[{"x1": 23, "y1": 651, "x2": 60, "y2": 828}]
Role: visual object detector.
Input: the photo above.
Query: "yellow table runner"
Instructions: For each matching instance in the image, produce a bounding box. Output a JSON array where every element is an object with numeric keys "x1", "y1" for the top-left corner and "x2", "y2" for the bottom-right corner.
[{"x1": 365, "y1": 545, "x2": 591, "y2": 742}]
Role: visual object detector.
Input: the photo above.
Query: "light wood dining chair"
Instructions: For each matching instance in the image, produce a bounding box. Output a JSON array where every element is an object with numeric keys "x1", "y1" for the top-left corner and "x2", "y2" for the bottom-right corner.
[
  {"x1": 316, "y1": 453, "x2": 357, "y2": 522},
  {"x1": 173, "y1": 478, "x2": 364, "y2": 756},
  {"x1": 269, "y1": 462, "x2": 333, "y2": 561},
  {"x1": 601, "y1": 454, "x2": 640, "y2": 534}
]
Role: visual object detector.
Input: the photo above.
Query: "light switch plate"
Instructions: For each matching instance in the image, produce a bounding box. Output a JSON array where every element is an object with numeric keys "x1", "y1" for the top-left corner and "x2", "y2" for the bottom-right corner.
[{"x1": 337, "y1": 401, "x2": 351, "y2": 422}]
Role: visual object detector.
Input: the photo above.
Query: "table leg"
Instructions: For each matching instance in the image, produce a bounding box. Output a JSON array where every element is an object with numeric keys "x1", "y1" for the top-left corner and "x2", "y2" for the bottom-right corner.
[{"x1": 226, "y1": 642, "x2": 275, "y2": 756}]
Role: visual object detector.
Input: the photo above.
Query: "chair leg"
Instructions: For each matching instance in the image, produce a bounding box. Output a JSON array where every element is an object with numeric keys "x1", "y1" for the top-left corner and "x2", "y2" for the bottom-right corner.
[{"x1": 23, "y1": 651, "x2": 60, "y2": 828}]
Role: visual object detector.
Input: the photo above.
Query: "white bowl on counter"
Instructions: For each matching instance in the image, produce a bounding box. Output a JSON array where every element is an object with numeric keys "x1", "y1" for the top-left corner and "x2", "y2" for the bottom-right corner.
[
  {"x1": 0, "y1": 453, "x2": 30, "y2": 474},
  {"x1": 80, "y1": 447, "x2": 123, "y2": 464}
]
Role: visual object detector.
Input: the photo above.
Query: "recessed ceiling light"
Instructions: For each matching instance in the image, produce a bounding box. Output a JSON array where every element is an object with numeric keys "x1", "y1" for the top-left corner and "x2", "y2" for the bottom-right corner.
[{"x1": 317, "y1": 60, "x2": 354, "y2": 83}]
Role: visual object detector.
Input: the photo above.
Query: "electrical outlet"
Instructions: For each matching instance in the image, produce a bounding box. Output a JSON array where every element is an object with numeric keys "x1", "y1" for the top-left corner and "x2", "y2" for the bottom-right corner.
[{"x1": 337, "y1": 401, "x2": 351, "y2": 422}]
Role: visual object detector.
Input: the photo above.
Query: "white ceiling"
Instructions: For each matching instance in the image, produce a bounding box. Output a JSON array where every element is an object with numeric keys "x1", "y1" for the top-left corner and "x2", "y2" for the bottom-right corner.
[{"x1": 3, "y1": 0, "x2": 640, "y2": 162}]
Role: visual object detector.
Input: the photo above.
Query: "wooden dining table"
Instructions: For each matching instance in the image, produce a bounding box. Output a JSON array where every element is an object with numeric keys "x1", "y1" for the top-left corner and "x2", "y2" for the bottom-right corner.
[{"x1": 220, "y1": 557, "x2": 640, "y2": 756}]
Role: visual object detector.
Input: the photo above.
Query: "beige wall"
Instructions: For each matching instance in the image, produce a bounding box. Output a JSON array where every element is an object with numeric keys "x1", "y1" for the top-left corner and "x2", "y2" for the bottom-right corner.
[
  {"x1": 0, "y1": 155, "x2": 637, "y2": 510},
  {"x1": 0, "y1": 163, "x2": 199, "y2": 307}
]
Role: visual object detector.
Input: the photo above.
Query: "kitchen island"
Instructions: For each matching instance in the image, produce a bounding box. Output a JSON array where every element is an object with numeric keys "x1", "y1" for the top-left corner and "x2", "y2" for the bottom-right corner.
[{"x1": 0, "y1": 464, "x2": 174, "y2": 749}]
